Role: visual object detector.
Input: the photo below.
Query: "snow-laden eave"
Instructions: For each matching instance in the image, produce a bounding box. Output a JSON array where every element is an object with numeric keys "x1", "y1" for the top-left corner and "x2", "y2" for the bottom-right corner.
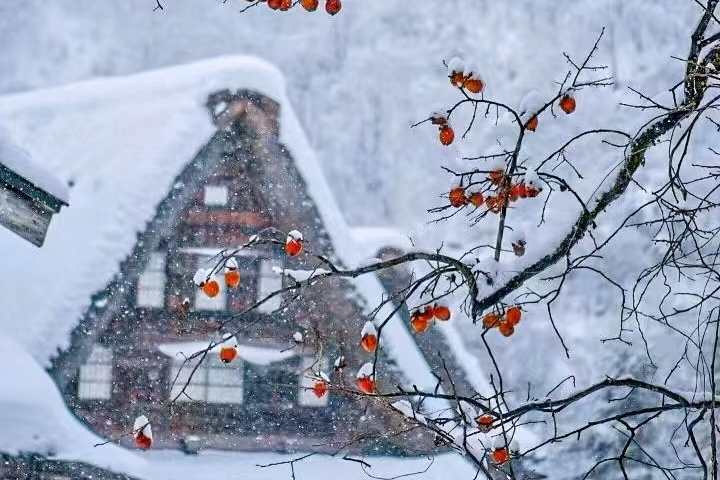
[{"x1": 0, "y1": 125, "x2": 69, "y2": 205}]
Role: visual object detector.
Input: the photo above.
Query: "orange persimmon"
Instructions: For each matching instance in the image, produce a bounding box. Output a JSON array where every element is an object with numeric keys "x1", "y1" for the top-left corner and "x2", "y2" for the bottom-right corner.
[
  {"x1": 559, "y1": 94, "x2": 576, "y2": 114},
  {"x1": 279, "y1": 0, "x2": 292, "y2": 9},
  {"x1": 449, "y1": 71, "x2": 465, "y2": 87},
  {"x1": 439, "y1": 125, "x2": 455, "y2": 146},
  {"x1": 433, "y1": 304, "x2": 451, "y2": 321},
  {"x1": 219, "y1": 346, "x2": 237, "y2": 364},
  {"x1": 464, "y1": 77, "x2": 484, "y2": 94},
  {"x1": 410, "y1": 311, "x2": 431, "y2": 333},
  {"x1": 492, "y1": 447, "x2": 510, "y2": 464},
  {"x1": 515, "y1": 183, "x2": 528, "y2": 199},
  {"x1": 486, "y1": 196, "x2": 504, "y2": 214},
  {"x1": 202, "y1": 279, "x2": 220, "y2": 298},
  {"x1": 469, "y1": 192, "x2": 484, "y2": 207},
  {"x1": 267, "y1": 0, "x2": 282, "y2": 9},
  {"x1": 482, "y1": 313, "x2": 500, "y2": 328},
  {"x1": 300, "y1": 0, "x2": 319, "y2": 10},
  {"x1": 285, "y1": 238, "x2": 303, "y2": 256},
  {"x1": 361, "y1": 333, "x2": 378, "y2": 353},
  {"x1": 313, "y1": 380, "x2": 328, "y2": 398},
  {"x1": 225, "y1": 269, "x2": 241, "y2": 288},
  {"x1": 135, "y1": 432, "x2": 152, "y2": 450},
  {"x1": 498, "y1": 321, "x2": 515, "y2": 337},
  {"x1": 357, "y1": 376, "x2": 376, "y2": 394},
  {"x1": 325, "y1": 0, "x2": 341, "y2": 15},
  {"x1": 449, "y1": 187, "x2": 467, "y2": 207},
  {"x1": 526, "y1": 116, "x2": 538, "y2": 132},
  {"x1": 475, "y1": 414, "x2": 494, "y2": 431},
  {"x1": 505, "y1": 306, "x2": 522, "y2": 326}
]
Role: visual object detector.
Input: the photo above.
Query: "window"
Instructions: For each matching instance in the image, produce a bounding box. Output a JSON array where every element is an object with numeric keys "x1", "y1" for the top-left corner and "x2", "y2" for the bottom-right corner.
[
  {"x1": 203, "y1": 185, "x2": 229, "y2": 206},
  {"x1": 194, "y1": 256, "x2": 226, "y2": 311},
  {"x1": 298, "y1": 356, "x2": 329, "y2": 407},
  {"x1": 78, "y1": 345, "x2": 113, "y2": 400},
  {"x1": 257, "y1": 259, "x2": 282, "y2": 313},
  {"x1": 169, "y1": 357, "x2": 243, "y2": 404},
  {"x1": 136, "y1": 251, "x2": 166, "y2": 308}
]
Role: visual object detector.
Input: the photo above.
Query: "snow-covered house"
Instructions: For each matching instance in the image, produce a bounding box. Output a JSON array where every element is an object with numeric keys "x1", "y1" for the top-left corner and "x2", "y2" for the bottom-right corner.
[{"x1": 0, "y1": 57, "x2": 479, "y2": 460}]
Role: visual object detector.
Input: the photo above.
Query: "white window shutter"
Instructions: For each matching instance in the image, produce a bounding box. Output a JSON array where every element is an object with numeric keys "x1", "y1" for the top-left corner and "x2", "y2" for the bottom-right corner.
[
  {"x1": 77, "y1": 345, "x2": 113, "y2": 400},
  {"x1": 136, "y1": 252, "x2": 166, "y2": 308},
  {"x1": 203, "y1": 185, "x2": 229, "y2": 206},
  {"x1": 169, "y1": 357, "x2": 243, "y2": 404},
  {"x1": 257, "y1": 259, "x2": 282, "y2": 313}
]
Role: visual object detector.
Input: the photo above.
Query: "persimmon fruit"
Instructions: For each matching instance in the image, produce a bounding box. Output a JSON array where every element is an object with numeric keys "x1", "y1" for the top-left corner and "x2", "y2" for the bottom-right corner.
[
  {"x1": 526, "y1": 116, "x2": 538, "y2": 132},
  {"x1": 433, "y1": 305, "x2": 451, "y2": 321},
  {"x1": 225, "y1": 269, "x2": 241, "y2": 288},
  {"x1": 439, "y1": 125, "x2": 455, "y2": 146},
  {"x1": 325, "y1": 0, "x2": 341, "y2": 15},
  {"x1": 559, "y1": 94, "x2": 576, "y2": 114},
  {"x1": 202, "y1": 280, "x2": 220, "y2": 298},
  {"x1": 220, "y1": 346, "x2": 237, "y2": 363},
  {"x1": 313, "y1": 380, "x2": 328, "y2": 398},
  {"x1": 505, "y1": 306, "x2": 522, "y2": 326},
  {"x1": 361, "y1": 333, "x2": 378, "y2": 353},
  {"x1": 498, "y1": 321, "x2": 515, "y2": 337},
  {"x1": 449, "y1": 187, "x2": 467, "y2": 207},
  {"x1": 482, "y1": 313, "x2": 500, "y2": 328}
]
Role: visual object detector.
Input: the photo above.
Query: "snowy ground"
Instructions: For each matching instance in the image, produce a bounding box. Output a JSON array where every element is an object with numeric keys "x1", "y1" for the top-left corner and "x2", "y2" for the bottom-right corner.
[{"x1": 0, "y1": 335, "x2": 475, "y2": 480}]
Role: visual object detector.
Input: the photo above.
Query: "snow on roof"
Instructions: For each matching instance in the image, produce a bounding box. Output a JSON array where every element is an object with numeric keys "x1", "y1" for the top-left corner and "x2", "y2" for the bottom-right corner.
[
  {"x1": 0, "y1": 55, "x2": 454, "y2": 411},
  {"x1": 349, "y1": 226, "x2": 415, "y2": 262},
  {"x1": 0, "y1": 334, "x2": 146, "y2": 471},
  {"x1": 157, "y1": 341, "x2": 297, "y2": 366},
  {"x1": 0, "y1": 56, "x2": 288, "y2": 364},
  {"x1": 0, "y1": 124, "x2": 69, "y2": 204}
]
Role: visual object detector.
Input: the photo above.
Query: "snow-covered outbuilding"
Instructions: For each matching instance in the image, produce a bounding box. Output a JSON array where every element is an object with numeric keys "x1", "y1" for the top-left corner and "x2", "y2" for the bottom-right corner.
[
  {"x1": 0, "y1": 126, "x2": 69, "y2": 247},
  {"x1": 0, "y1": 56, "x2": 489, "y2": 474}
]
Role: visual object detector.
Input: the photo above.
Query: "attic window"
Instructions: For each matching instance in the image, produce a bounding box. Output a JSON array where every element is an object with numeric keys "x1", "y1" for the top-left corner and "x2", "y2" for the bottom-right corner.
[
  {"x1": 203, "y1": 185, "x2": 229, "y2": 207},
  {"x1": 136, "y1": 252, "x2": 166, "y2": 308},
  {"x1": 256, "y1": 259, "x2": 282, "y2": 313},
  {"x1": 169, "y1": 356, "x2": 244, "y2": 404},
  {"x1": 298, "y1": 356, "x2": 329, "y2": 407},
  {"x1": 77, "y1": 345, "x2": 113, "y2": 400}
]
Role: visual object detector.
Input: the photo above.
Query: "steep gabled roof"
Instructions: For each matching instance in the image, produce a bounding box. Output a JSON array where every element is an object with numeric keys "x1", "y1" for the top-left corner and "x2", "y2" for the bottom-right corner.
[{"x1": 0, "y1": 56, "x2": 451, "y2": 404}]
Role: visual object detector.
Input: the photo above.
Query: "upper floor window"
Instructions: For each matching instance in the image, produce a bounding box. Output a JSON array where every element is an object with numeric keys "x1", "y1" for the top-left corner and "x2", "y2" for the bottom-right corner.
[
  {"x1": 169, "y1": 356, "x2": 244, "y2": 404},
  {"x1": 256, "y1": 259, "x2": 282, "y2": 313},
  {"x1": 136, "y1": 251, "x2": 166, "y2": 308},
  {"x1": 203, "y1": 185, "x2": 229, "y2": 207},
  {"x1": 77, "y1": 345, "x2": 113, "y2": 400}
]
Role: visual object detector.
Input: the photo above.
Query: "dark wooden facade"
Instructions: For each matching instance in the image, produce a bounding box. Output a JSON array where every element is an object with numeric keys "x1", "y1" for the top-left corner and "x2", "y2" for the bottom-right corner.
[{"x1": 53, "y1": 90, "x2": 432, "y2": 455}]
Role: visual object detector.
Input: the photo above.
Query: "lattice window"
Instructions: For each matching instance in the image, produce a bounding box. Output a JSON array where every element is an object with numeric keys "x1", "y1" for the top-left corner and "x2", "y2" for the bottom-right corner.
[
  {"x1": 298, "y1": 356, "x2": 329, "y2": 407},
  {"x1": 256, "y1": 259, "x2": 282, "y2": 313},
  {"x1": 169, "y1": 356, "x2": 243, "y2": 404},
  {"x1": 77, "y1": 345, "x2": 113, "y2": 400},
  {"x1": 136, "y1": 251, "x2": 166, "y2": 308}
]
